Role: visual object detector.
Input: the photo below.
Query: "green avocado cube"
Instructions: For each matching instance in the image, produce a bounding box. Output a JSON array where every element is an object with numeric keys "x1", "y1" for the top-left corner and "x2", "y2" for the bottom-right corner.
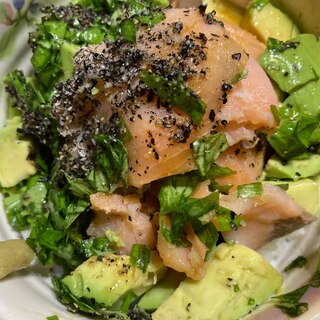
[
  {"x1": 62, "y1": 252, "x2": 166, "y2": 308},
  {"x1": 0, "y1": 117, "x2": 36, "y2": 187},
  {"x1": 138, "y1": 269, "x2": 185, "y2": 311},
  {"x1": 60, "y1": 42, "x2": 79, "y2": 81},
  {"x1": 284, "y1": 79, "x2": 320, "y2": 117},
  {"x1": 241, "y1": 2, "x2": 299, "y2": 44},
  {"x1": 152, "y1": 243, "x2": 282, "y2": 320},
  {"x1": 260, "y1": 34, "x2": 320, "y2": 94},
  {"x1": 264, "y1": 154, "x2": 320, "y2": 181}
]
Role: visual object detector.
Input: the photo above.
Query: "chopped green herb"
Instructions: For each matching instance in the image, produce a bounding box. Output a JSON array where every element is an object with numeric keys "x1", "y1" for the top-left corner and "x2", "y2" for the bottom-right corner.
[
  {"x1": 47, "y1": 316, "x2": 59, "y2": 320},
  {"x1": 130, "y1": 244, "x2": 151, "y2": 273},
  {"x1": 248, "y1": 297, "x2": 255, "y2": 306},
  {"x1": 140, "y1": 70, "x2": 206, "y2": 125},
  {"x1": 249, "y1": 0, "x2": 270, "y2": 11},
  {"x1": 274, "y1": 252, "x2": 320, "y2": 317},
  {"x1": 237, "y1": 182, "x2": 263, "y2": 198},
  {"x1": 214, "y1": 206, "x2": 242, "y2": 232},
  {"x1": 273, "y1": 285, "x2": 309, "y2": 317},
  {"x1": 81, "y1": 237, "x2": 115, "y2": 258},
  {"x1": 53, "y1": 276, "x2": 150, "y2": 319},
  {"x1": 192, "y1": 132, "x2": 229, "y2": 177},
  {"x1": 233, "y1": 283, "x2": 240, "y2": 292},
  {"x1": 192, "y1": 220, "x2": 219, "y2": 261},
  {"x1": 284, "y1": 256, "x2": 308, "y2": 272},
  {"x1": 121, "y1": 19, "x2": 136, "y2": 43}
]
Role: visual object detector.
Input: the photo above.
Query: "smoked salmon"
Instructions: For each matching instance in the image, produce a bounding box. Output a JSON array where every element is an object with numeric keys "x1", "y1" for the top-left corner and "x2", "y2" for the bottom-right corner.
[
  {"x1": 88, "y1": 193, "x2": 157, "y2": 254},
  {"x1": 221, "y1": 183, "x2": 316, "y2": 249}
]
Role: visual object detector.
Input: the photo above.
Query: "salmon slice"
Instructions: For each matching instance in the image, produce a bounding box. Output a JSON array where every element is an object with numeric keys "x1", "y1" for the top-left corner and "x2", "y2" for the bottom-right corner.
[
  {"x1": 221, "y1": 184, "x2": 316, "y2": 249},
  {"x1": 123, "y1": 9, "x2": 276, "y2": 187},
  {"x1": 215, "y1": 143, "x2": 265, "y2": 187},
  {"x1": 88, "y1": 193, "x2": 157, "y2": 254},
  {"x1": 218, "y1": 57, "x2": 277, "y2": 130},
  {"x1": 184, "y1": 181, "x2": 315, "y2": 249},
  {"x1": 123, "y1": 8, "x2": 249, "y2": 187},
  {"x1": 52, "y1": 7, "x2": 277, "y2": 190},
  {"x1": 157, "y1": 216, "x2": 208, "y2": 280},
  {"x1": 222, "y1": 18, "x2": 266, "y2": 59}
]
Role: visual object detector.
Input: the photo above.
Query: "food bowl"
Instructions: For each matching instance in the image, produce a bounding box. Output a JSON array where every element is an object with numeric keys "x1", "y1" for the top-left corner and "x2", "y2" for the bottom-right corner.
[{"x1": 0, "y1": 1, "x2": 319, "y2": 319}]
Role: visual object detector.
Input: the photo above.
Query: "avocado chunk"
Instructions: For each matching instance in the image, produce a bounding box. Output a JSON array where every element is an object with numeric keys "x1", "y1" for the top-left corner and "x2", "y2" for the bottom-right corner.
[
  {"x1": 60, "y1": 42, "x2": 79, "y2": 81},
  {"x1": 203, "y1": 0, "x2": 245, "y2": 25},
  {"x1": 152, "y1": 243, "x2": 282, "y2": 320},
  {"x1": 241, "y1": 1, "x2": 299, "y2": 44},
  {"x1": 138, "y1": 269, "x2": 185, "y2": 311},
  {"x1": 0, "y1": 117, "x2": 36, "y2": 188},
  {"x1": 62, "y1": 251, "x2": 166, "y2": 308},
  {"x1": 260, "y1": 34, "x2": 320, "y2": 94},
  {"x1": 284, "y1": 79, "x2": 320, "y2": 117},
  {"x1": 312, "y1": 175, "x2": 320, "y2": 211},
  {"x1": 264, "y1": 154, "x2": 320, "y2": 181}
]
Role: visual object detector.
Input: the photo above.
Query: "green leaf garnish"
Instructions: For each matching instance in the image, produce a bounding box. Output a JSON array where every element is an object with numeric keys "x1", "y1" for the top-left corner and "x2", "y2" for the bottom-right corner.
[
  {"x1": 237, "y1": 182, "x2": 263, "y2": 198},
  {"x1": 284, "y1": 256, "x2": 308, "y2": 273},
  {"x1": 140, "y1": 70, "x2": 206, "y2": 125},
  {"x1": 192, "y1": 132, "x2": 229, "y2": 177},
  {"x1": 130, "y1": 244, "x2": 151, "y2": 273}
]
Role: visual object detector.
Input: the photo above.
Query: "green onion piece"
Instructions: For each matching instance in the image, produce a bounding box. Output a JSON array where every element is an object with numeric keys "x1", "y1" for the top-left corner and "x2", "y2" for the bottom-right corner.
[{"x1": 237, "y1": 182, "x2": 263, "y2": 198}]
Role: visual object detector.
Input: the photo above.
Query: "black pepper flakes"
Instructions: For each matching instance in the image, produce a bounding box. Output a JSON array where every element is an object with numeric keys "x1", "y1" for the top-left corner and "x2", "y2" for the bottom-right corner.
[{"x1": 231, "y1": 52, "x2": 241, "y2": 61}]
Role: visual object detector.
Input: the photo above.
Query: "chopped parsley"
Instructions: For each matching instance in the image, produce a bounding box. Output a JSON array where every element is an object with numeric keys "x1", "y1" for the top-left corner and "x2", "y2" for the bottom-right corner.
[
  {"x1": 140, "y1": 70, "x2": 206, "y2": 125},
  {"x1": 284, "y1": 256, "x2": 308, "y2": 273}
]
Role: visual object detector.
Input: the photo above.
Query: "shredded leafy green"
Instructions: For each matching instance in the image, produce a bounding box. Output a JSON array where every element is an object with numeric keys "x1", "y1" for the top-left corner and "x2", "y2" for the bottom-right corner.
[
  {"x1": 249, "y1": 0, "x2": 270, "y2": 11},
  {"x1": 267, "y1": 104, "x2": 320, "y2": 159},
  {"x1": 237, "y1": 182, "x2": 263, "y2": 198},
  {"x1": 274, "y1": 285, "x2": 309, "y2": 317},
  {"x1": 81, "y1": 237, "x2": 115, "y2": 258},
  {"x1": 140, "y1": 70, "x2": 206, "y2": 125},
  {"x1": 46, "y1": 316, "x2": 59, "y2": 320},
  {"x1": 130, "y1": 244, "x2": 151, "y2": 273},
  {"x1": 284, "y1": 256, "x2": 308, "y2": 273},
  {"x1": 192, "y1": 132, "x2": 230, "y2": 177},
  {"x1": 274, "y1": 253, "x2": 320, "y2": 317},
  {"x1": 192, "y1": 220, "x2": 219, "y2": 261},
  {"x1": 158, "y1": 172, "x2": 241, "y2": 248},
  {"x1": 260, "y1": 35, "x2": 320, "y2": 161}
]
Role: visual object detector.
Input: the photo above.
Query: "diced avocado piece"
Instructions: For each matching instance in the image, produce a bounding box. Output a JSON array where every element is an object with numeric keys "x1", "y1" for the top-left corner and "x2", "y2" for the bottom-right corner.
[
  {"x1": 138, "y1": 269, "x2": 185, "y2": 311},
  {"x1": 260, "y1": 34, "x2": 320, "y2": 94},
  {"x1": 60, "y1": 42, "x2": 79, "y2": 81},
  {"x1": 0, "y1": 117, "x2": 37, "y2": 188},
  {"x1": 152, "y1": 243, "x2": 282, "y2": 320},
  {"x1": 284, "y1": 79, "x2": 320, "y2": 117},
  {"x1": 241, "y1": 1, "x2": 299, "y2": 44},
  {"x1": 264, "y1": 154, "x2": 320, "y2": 181},
  {"x1": 263, "y1": 179, "x2": 319, "y2": 215},
  {"x1": 203, "y1": 0, "x2": 245, "y2": 25},
  {"x1": 62, "y1": 251, "x2": 166, "y2": 307},
  {"x1": 313, "y1": 176, "x2": 320, "y2": 216}
]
